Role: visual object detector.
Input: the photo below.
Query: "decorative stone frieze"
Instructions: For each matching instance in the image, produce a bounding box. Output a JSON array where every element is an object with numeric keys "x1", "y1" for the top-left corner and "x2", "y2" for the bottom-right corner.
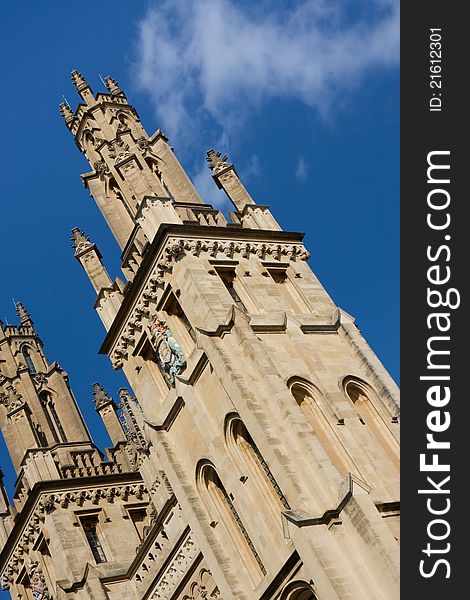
[{"x1": 148, "y1": 532, "x2": 199, "y2": 599}]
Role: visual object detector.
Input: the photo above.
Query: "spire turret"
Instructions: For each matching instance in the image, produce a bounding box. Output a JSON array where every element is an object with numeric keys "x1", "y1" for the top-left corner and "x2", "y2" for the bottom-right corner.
[{"x1": 62, "y1": 70, "x2": 204, "y2": 253}]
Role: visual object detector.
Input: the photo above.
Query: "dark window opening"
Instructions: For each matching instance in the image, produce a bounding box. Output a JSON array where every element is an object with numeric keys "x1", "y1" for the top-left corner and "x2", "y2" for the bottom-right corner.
[
  {"x1": 129, "y1": 508, "x2": 148, "y2": 540},
  {"x1": 22, "y1": 347, "x2": 36, "y2": 374},
  {"x1": 216, "y1": 268, "x2": 247, "y2": 313},
  {"x1": 82, "y1": 518, "x2": 107, "y2": 563},
  {"x1": 165, "y1": 294, "x2": 196, "y2": 342},
  {"x1": 268, "y1": 268, "x2": 288, "y2": 284},
  {"x1": 49, "y1": 402, "x2": 67, "y2": 443}
]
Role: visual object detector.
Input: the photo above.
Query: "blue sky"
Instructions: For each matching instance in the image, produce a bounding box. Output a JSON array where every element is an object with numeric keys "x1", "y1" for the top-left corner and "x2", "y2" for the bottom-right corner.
[{"x1": 0, "y1": 0, "x2": 399, "y2": 534}]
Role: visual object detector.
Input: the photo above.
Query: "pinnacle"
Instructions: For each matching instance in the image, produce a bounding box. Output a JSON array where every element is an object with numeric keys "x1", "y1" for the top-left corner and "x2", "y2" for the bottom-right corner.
[
  {"x1": 15, "y1": 302, "x2": 32, "y2": 325},
  {"x1": 70, "y1": 227, "x2": 93, "y2": 255},
  {"x1": 59, "y1": 101, "x2": 74, "y2": 121},
  {"x1": 91, "y1": 382, "x2": 112, "y2": 410},
  {"x1": 206, "y1": 149, "x2": 229, "y2": 171},
  {"x1": 104, "y1": 75, "x2": 122, "y2": 95},
  {"x1": 71, "y1": 69, "x2": 88, "y2": 88}
]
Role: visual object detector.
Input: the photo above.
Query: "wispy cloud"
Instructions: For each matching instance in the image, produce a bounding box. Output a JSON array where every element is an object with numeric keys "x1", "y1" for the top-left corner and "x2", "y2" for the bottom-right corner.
[
  {"x1": 133, "y1": 0, "x2": 399, "y2": 156},
  {"x1": 192, "y1": 166, "x2": 227, "y2": 208},
  {"x1": 240, "y1": 154, "x2": 262, "y2": 181},
  {"x1": 295, "y1": 156, "x2": 308, "y2": 181}
]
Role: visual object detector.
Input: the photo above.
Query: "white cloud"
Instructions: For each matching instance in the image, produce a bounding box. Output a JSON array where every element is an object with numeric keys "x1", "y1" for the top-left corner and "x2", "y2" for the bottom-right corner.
[
  {"x1": 191, "y1": 164, "x2": 228, "y2": 208},
  {"x1": 133, "y1": 0, "x2": 399, "y2": 153},
  {"x1": 295, "y1": 156, "x2": 308, "y2": 181}
]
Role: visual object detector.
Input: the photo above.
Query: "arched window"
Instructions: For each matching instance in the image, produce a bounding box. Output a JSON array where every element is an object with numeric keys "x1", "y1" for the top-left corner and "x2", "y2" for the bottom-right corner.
[
  {"x1": 289, "y1": 379, "x2": 358, "y2": 477},
  {"x1": 39, "y1": 392, "x2": 67, "y2": 444},
  {"x1": 196, "y1": 460, "x2": 265, "y2": 583},
  {"x1": 343, "y1": 377, "x2": 399, "y2": 466},
  {"x1": 280, "y1": 580, "x2": 317, "y2": 600},
  {"x1": 225, "y1": 414, "x2": 289, "y2": 519},
  {"x1": 22, "y1": 346, "x2": 36, "y2": 374}
]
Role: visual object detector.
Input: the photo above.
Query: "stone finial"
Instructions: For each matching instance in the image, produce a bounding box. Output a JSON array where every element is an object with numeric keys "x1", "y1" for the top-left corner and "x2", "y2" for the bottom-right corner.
[
  {"x1": 206, "y1": 149, "x2": 231, "y2": 174},
  {"x1": 70, "y1": 227, "x2": 93, "y2": 256},
  {"x1": 91, "y1": 382, "x2": 112, "y2": 411},
  {"x1": 71, "y1": 70, "x2": 89, "y2": 92},
  {"x1": 15, "y1": 302, "x2": 32, "y2": 325},
  {"x1": 104, "y1": 75, "x2": 122, "y2": 95},
  {"x1": 59, "y1": 101, "x2": 75, "y2": 125}
]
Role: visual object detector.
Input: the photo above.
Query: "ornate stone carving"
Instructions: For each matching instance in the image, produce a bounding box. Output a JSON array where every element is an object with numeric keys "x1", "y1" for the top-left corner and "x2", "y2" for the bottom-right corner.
[
  {"x1": 118, "y1": 389, "x2": 149, "y2": 469},
  {"x1": 70, "y1": 228, "x2": 94, "y2": 255},
  {"x1": 1, "y1": 482, "x2": 149, "y2": 587},
  {"x1": 182, "y1": 568, "x2": 220, "y2": 600},
  {"x1": 149, "y1": 315, "x2": 186, "y2": 386},
  {"x1": 93, "y1": 160, "x2": 110, "y2": 179},
  {"x1": 27, "y1": 560, "x2": 49, "y2": 600},
  {"x1": 109, "y1": 138, "x2": 131, "y2": 164},
  {"x1": 0, "y1": 385, "x2": 23, "y2": 411},
  {"x1": 59, "y1": 101, "x2": 74, "y2": 123},
  {"x1": 104, "y1": 75, "x2": 122, "y2": 95},
  {"x1": 71, "y1": 69, "x2": 88, "y2": 91},
  {"x1": 16, "y1": 302, "x2": 32, "y2": 324},
  {"x1": 32, "y1": 374, "x2": 48, "y2": 390},
  {"x1": 206, "y1": 149, "x2": 231, "y2": 175},
  {"x1": 91, "y1": 382, "x2": 112, "y2": 411},
  {"x1": 149, "y1": 533, "x2": 199, "y2": 599}
]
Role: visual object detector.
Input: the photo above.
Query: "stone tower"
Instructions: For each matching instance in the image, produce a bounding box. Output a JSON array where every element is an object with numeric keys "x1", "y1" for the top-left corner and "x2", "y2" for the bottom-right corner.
[
  {"x1": 0, "y1": 303, "x2": 158, "y2": 599},
  {"x1": 1, "y1": 71, "x2": 400, "y2": 599}
]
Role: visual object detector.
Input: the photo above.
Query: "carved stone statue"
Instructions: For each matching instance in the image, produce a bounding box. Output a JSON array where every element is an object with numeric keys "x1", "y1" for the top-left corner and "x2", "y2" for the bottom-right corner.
[{"x1": 150, "y1": 316, "x2": 186, "y2": 386}]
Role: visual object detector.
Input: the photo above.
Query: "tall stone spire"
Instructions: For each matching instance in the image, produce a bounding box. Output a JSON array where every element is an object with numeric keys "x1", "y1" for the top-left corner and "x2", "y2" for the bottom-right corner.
[
  {"x1": 0, "y1": 304, "x2": 92, "y2": 473},
  {"x1": 61, "y1": 70, "x2": 204, "y2": 253},
  {"x1": 61, "y1": 69, "x2": 400, "y2": 600}
]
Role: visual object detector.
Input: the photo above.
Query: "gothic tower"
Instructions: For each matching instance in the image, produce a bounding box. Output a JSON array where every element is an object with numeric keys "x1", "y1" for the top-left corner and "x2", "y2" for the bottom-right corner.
[
  {"x1": 1, "y1": 71, "x2": 400, "y2": 600},
  {"x1": 0, "y1": 306, "x2": 162, "y2": 599}
]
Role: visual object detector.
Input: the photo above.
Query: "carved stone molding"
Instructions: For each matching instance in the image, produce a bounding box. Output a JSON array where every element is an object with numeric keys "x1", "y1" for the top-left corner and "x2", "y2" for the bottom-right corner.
[{"x1": 149, "y1": 531, "x2": 199, "y2": 599}]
